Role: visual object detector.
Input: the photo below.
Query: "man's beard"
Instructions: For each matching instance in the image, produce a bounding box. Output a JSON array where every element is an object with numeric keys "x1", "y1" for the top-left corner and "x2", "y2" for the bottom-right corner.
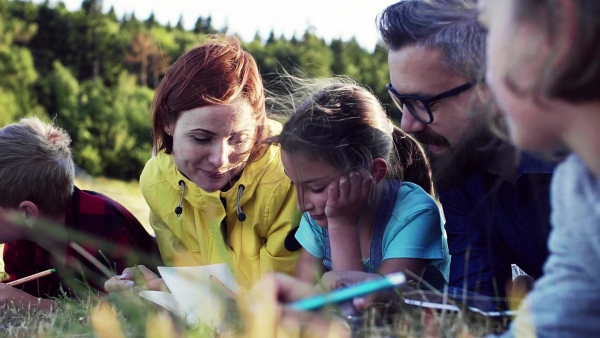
[{"x1": 412, "y1": 120, "x2": 500, "y2": 192}]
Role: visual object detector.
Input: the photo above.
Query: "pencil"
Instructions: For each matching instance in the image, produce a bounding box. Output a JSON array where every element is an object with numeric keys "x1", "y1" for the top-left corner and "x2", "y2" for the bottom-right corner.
[
  {"x1": 209, "y1": 275, "x2": 236, "y2": 298},
  {"x1": 289, "y1": 271, "x2": 406, "y2": 311},
  {"x1": 69, "y1": 242, "x2": 113, "y2": 279},
  {"x1": 7, "y1": 268, "x2": 57, "y2": 287}
]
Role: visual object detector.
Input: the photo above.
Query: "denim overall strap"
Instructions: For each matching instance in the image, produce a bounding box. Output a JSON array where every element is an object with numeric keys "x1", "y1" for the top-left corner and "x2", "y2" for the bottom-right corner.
[
  {"x1": 322, "y1": 180, "x2": 401, "y2": 272},
  {"x1": 322, "y1": 229, "x2": 332, "y2": 271},
  {"x1": 367, "y1": 180, "x2": 400, "y2": 272}
]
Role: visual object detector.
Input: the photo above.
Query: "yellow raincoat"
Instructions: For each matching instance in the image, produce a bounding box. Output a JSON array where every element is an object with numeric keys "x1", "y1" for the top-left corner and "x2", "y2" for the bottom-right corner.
[{"x1": 140, "y1": 120, "x2": 301, "y2": 288}]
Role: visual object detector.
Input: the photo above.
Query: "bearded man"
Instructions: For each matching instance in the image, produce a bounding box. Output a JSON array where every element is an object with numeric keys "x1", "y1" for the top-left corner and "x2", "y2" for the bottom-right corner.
[{"x1": 379, "y1": 0, "x2": 555, "y2": 305}]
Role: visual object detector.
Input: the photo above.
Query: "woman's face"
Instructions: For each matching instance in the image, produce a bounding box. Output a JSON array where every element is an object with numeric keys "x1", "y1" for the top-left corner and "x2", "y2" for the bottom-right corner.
[
  {"x1": 479, "y1": 0, "x2": 566, "y2": 152},
  {"x1": 166, "y1": 99, "x2": 257, "y2": 192}
]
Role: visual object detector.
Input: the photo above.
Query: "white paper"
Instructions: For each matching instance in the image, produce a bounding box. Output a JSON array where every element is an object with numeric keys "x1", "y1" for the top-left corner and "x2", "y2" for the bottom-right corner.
[
  {"x1": 138, "y1": 264, "x2": 237, "y2": 327},
  {"x1": 404, "y1": 299, "x2": 516, "y2": 317}
]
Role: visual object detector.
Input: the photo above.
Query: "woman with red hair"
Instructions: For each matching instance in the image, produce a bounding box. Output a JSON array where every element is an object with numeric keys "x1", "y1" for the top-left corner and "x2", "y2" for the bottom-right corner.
[{"x1": 107, "y1": 35, "x2": 301, "y2": 290}]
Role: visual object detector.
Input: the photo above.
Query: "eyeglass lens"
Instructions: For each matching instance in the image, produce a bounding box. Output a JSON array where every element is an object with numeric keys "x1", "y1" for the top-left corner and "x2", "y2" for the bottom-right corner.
[{"x1": 388, "y1": 92, "x2": 431, "y2": 123}]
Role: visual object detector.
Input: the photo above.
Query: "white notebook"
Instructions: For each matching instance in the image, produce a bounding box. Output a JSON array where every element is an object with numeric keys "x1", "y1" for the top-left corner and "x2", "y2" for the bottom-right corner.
[{"x1": 138, "y1": 263, "x2": 238, "y2": 327}]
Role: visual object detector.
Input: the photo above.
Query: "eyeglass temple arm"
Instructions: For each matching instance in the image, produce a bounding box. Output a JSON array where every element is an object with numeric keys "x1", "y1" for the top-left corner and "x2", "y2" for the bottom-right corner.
[{"x1": 429, "y1": 80, "x2": 478, "y2": 102}]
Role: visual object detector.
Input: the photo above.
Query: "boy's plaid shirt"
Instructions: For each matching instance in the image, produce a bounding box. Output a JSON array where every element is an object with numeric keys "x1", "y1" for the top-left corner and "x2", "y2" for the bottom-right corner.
[{"x1": 2, "y1": 187, "x2": 162, "y2": 298}]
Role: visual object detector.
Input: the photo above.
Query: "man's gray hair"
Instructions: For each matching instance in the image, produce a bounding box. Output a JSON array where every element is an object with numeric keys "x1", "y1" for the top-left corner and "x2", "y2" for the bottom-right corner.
[
  {"x1": 0, "y1": 117, "x2": 75, "y2": 217},
  {"x1": 377, "y1": 0, "x2": 486, "y2": 80}
]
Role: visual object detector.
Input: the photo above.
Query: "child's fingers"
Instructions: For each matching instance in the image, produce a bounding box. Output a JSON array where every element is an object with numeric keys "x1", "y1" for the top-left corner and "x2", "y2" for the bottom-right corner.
[
  {"x1": 104, "y1": 275, "x2": 135, "y2": 292},
  {"x1": 255, "y1": 273, "x2": 317, "y2": 303},
  {"x1": 327, "y1": 178, "x2": 340, "y2": 204},
  {"x1": 118, "y1": 267, "x2": 138, "y2": 281},
  {"x1": 348, "y1": 171, "x2": 361, "y2": 200},
  {"x1": 317, "y1": 272, "x2": 343, "y2": 292},
  {"x1": 360, "y1": 170, "x2": 373, "y2": 200},
  {"x1": 348, "y1": 170, "x2": 371, "y2": 203},
  {"x1": 352, "y1": 293, "x2": 377, "y2": 310},
  {"x1": 338, "y1": 175, "x2": 350, "y2": 202}
]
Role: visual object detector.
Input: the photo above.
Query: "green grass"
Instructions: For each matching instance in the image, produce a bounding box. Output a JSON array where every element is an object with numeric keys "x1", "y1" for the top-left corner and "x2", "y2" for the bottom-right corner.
[
  {"x1": 0, "y1": 288, "x2": 507, "y2": 337},
  {"x1": 0, "y1": 291, "x2": 215, "y2": 337},
  {"x1": 0, "y1": 177, "x2": 509, "y2": 337}
]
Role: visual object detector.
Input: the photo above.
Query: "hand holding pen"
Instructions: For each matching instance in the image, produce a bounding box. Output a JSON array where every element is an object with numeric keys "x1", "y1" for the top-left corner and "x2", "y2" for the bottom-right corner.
[
  {"x1": 240, "y1": 271, "x2": 406, "y2": 337},
  {"x1": 104, "y1": 265, "x2": 167, "y2": 292},
  {"x1": 0, "y1": 270, "x2": 56, "y2": 311},
  {"x1": 288, "y1": 271, "x2": 405, "y2": 311},
  {"x1": 244, "y1": 273, "x2": 351, "y2": 338}
]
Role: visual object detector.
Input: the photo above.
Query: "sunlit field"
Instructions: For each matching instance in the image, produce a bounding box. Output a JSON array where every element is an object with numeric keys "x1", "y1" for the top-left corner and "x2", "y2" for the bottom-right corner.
[
  {"x1": 0, "y1": 286, "x2": 511, "y2": 337},
  {"x1": 0, "y1": 176, "x2": 513, "y2": 337}
]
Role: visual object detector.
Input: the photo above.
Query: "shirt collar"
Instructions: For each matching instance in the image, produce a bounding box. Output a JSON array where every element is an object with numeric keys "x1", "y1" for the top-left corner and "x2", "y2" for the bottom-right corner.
[{"x1": 518, "y1": 152, "x2": 557, "y2": 175}]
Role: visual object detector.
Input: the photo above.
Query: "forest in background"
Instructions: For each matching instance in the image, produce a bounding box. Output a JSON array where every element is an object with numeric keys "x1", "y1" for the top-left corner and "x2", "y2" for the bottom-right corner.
[{"x1": 0, "y1": 0, "x2": 393, "y2": 180}]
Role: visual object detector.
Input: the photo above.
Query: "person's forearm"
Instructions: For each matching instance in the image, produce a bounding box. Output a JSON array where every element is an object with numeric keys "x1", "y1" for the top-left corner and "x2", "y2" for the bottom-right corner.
[
  {"x1": 296, "y1": 251, "x2": 325, "y2": 283},
  {"x1": 328, "y1": 222, "x2": 363, "y2": 272}
]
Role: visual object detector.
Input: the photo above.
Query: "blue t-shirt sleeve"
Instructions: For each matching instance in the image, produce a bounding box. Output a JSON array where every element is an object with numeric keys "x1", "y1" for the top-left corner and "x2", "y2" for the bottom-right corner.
[
  {"x1": 382, "y1": 183, "x2": 446, "y2": 261},
  {"x1": 294, "y1": 214, "x2": 325, "y2": 259}
]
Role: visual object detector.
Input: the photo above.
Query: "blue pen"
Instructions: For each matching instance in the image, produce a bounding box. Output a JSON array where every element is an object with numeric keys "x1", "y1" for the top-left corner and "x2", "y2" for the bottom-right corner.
[{"x1": 289, "y1": 272, "x2": 406, "y2": 311}]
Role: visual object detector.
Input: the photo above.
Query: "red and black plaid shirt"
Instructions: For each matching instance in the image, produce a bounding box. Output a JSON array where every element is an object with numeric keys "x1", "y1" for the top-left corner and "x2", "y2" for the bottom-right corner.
[{"x1": 2, "y1": 187, "x2": 162, "y2": 298}]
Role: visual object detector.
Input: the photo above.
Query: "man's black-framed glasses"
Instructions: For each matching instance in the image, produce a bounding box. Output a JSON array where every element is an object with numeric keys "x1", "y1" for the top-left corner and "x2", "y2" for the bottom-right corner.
[{"x1": 386, "y1": 80, "x2": 477, "y2": 124}]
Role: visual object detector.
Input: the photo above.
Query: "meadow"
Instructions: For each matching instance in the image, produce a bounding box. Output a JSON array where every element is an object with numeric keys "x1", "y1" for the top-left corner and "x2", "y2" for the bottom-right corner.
[{"x1": 0, "y1": 176, "x2": 512, "y2": 337}]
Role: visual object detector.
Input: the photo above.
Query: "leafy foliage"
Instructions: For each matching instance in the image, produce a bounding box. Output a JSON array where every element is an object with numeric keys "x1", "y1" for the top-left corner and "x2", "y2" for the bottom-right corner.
[{"x1": 1, "y1": 0, "x2": 395, "y2": 180}]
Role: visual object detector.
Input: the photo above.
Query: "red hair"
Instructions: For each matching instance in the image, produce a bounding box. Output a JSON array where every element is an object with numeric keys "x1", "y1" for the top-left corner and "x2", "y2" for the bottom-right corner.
[{"x1": 152, "y1": 35, "x2": 267, "y2": 160}]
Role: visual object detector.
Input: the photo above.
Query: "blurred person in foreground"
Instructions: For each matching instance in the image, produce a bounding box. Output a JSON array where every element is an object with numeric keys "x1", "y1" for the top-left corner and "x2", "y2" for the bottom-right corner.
[
  {"x1": 478, "y1": 0, "x2": 600, "y2": 336},
  {"x1": 0, "y1": 117, "x2": 161, "y2": 311}
]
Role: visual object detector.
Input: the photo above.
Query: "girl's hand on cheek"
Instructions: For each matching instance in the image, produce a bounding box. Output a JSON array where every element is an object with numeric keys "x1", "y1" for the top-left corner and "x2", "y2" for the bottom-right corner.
[{"x1": 325, "y1": 169, "x2": 373, "y2": 226}]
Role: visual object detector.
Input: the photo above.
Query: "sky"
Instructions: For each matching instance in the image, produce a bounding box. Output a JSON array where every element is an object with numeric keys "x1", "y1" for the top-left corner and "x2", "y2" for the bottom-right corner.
[{"x1": 37, "y1": 0, "x2": 398, "y2": 52}]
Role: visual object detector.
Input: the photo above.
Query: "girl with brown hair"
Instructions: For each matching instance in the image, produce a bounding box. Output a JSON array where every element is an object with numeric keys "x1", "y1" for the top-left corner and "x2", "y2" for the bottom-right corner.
[{"x1": 274, "y1": 78, "x2": 449, "y2": 290}]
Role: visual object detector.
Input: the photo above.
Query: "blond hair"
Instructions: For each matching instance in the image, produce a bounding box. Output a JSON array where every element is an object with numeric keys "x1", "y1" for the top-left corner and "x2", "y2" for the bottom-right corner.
[{"x1": 0, "y1": 117, "x2": 75, "y2": 217}]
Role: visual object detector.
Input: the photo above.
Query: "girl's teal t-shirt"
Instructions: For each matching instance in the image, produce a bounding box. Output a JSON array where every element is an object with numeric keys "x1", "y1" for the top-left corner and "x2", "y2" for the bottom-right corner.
[{"x1": 295, "y1": 181, "x2": 450, "y2": 287}]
